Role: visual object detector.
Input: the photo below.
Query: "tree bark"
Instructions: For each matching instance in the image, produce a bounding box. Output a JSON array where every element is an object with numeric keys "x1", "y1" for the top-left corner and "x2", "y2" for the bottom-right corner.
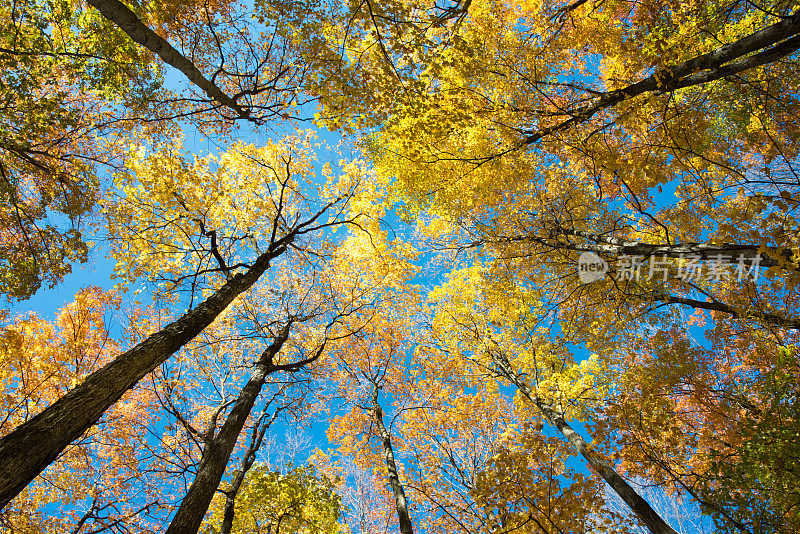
[
  {"x1": 500, "y1": 230, "x2": 788, "y2": 268},
  {"x1": 518, "y1": 11, "x2": 800, "y2": 150},
  {"x1": 370, "y1": 386, "x2": 415, "y2": 534},
  {"x1": 165, "y1": 324, "x2": 292, "y2": 534},
  {"x1": 484, "y1": 231, "x2": 800, "y2": 328},
  {"x1": 655, "y1": 292, "x2": 800, "y2": 329},
  {"x1": 218, "y1": 404, "x2": 278, "y2": 534},
  {"x1": 0, "y1": 245, "x2": 285, "y2": 510},
  {"x1": 488, "y1": 354, "x2": 678, "y2": 534},
  {"x1": 86, "y1": 0, "x2": 250, "y2": 120}
]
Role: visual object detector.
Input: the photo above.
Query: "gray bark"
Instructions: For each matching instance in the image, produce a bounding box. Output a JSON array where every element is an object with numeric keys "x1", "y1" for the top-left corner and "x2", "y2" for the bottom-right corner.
[
  {"x1": 488, "y1": 354, "x2": 678, "y2": 534},
  {"x1": 164, "y1": 324, "x2": 293, "y2": 534},
  {"x1": 0, "y1": 174, "x2": 349, "y2": 509},
  {"x1": 0, "y1": 245, "x2": 285, "y2": 509},
  {"x1": 371, "y1": 386, "x2": 415, "y2": 534}
]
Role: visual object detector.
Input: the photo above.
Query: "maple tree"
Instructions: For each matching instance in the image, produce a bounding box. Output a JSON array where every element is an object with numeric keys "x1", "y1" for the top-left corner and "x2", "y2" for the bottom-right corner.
[
  {"x1": 0, "y1": 288, "x2": 162, "y2": 532},
  {"x1": 300, "y1": 0, "x2": 800, "y2": 531},
  {"x1": 604, "y1": 330, "x2": 800, "y2": 533},
  {"x1": 0, "y1": 132, "x2": 363, "y2": 510},
  {"x1": 310, "y1": 222, "x2": 421, "y2": 534},
  {"x1": 202, "y1": 464, "x2": 343, "y2": 534},
  {"x1": 160, "y1": 244, "x2": 383, "y2": 533},
  {"x1": 2, "y1": 0, "x2": 800, "y2": 532},
  {"x1": 321, "y1": 312, "x2": 418, "y2": 534},
  {"x1": 0, "y1": 0, "x2": 158, "y2": 300},
  {"x1": 0, "y1": 0, "x2": 324, "y2": 301}
]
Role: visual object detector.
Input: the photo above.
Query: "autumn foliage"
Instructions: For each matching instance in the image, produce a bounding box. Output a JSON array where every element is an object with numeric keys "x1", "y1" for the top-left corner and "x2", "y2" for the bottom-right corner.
[{"x1": 0, "y1": 0, "x2": 799, "y2": 533}]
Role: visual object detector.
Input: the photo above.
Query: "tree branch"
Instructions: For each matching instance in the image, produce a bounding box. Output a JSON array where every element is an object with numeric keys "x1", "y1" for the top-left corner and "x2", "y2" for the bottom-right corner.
[{"x1": 86, "y1": 0, "x2": 252, "y2": 121}]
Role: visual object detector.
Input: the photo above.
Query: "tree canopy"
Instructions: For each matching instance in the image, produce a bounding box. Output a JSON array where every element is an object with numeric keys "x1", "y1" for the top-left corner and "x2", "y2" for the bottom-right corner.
[{"x1": 1, "y1": 0, "x2": 799, "y2": 533}]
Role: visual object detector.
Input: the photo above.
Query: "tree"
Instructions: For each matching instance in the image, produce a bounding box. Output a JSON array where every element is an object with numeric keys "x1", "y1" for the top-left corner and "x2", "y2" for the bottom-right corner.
[
  {"x1": 0, "y1": 288, "x2": 161, "y2": 532},
  {"x1": 299, "y1": 0, "x2": 800, "y2": 331},
  {"x1": 163, "y1": 246, "x2": 381, "y2": 534},
  {"x1": 604, "y1": 332, "x2": 800, "y2": 533},
  {"x1": 315, "y1": 228, "x2": 420, "y2": 534},
  {"x1": 163, "y1": 322, "x2": 294, "y2": 534},
  {"x1": 422, "y1": 262, "x2": 678, "y2": 533},
  {"x1": 0, "y1": 0, "x2": 326, "y2": 300},
  {"x1": 203, "y1": 464, "x2": 344, "y2": 534},
  {"x1": 0, "y1": 133, "x2": 362, "y2": 509},
  {"x1": 142, "y1": 308, "x2": 316, "y2": 534},
  {"x1": 395, "y1": 359, "x2": 617, "y2": 534},
  {"x1": 296, "y1": 1, "x2": 800, "y2": 530},
  {"x1": 313, "y1": 453, "x2": 397, "y2": 534},
  {"x1": 4, "y1": 0, "x2": 800, "y2": 530},
  {"x1": 0, "y1": 0, "x2": 161, "y2": 300},
  {"x1": 319, "y1": 271, "x2": 630, "y2": 534}
]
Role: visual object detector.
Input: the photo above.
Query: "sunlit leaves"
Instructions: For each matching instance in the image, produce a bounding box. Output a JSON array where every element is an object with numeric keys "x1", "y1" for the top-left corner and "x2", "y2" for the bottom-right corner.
[
  {"x1": 104, "y1": 131, "x2": 339, "y2": 292},
  {"x1": 0, "y1": 0, "x2": 161, "y2": 300},
  {"x1": 203, "y1": 465, "x2": 344, "y2": 534},
  {"x1": 0, "y1": 288, "x2": 159, "y2": 532}
]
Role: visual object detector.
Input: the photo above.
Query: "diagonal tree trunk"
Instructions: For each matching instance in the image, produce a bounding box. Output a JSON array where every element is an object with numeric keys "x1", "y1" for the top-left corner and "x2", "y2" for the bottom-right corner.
[
  {"x1": 0, "y1": 244, "x2": 286, "y2": 510},
  {"x1": 516, "y1": 11, "x2": 800, "y2": 150},
  {"x1": 165, "y1": 324, "x2": 293, "y2": 534},
  {"x1": 477, "y1": 230, "x2": 800, "y2": 329},
  {"x1": 442, "y1": 10, "x2": 800, "y2": 165},
  {"x1": 370, "y1": 385, "x2": 415, "y2": 534},
  {"x1": 218, "y1": 395, "x2": 284, "y2": 534},
  {"x1": 86, "y1": 0, "x2": 250, "y2": 120},
  {"x1": 487, "y1": 352, "x2": 678, "y2": 534},
  {"x1": 0, "y1": 183, "x2": 349, "y2": 510},
  {"x1": 491, "y1": 230, "x2": 787, "y2": 268},
  {"x1": 166, "y1": 325, "x2": 329, "y2": 534}
]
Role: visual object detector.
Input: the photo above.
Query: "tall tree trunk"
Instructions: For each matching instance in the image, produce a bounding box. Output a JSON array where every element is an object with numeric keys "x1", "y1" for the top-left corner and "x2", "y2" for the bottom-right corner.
[
  {"x1": 370, "y1": 386, "x2": 415, "y2": 534},
  {"x1": 489, "y1": 354, "x2": 678, "y2": 534},
  {"x1": 86, "y1": 0, "x2": 250, "y2": 120},
  {"x1": 0, "y1": 245, "x2": 285, "y2": 509},
  {"x1": 165, "y1": 324, "x2": 292, "y2": 534},
  {"x1": 219, "y1": 403, "x2": 280, "y2": 534},
  {"x1": 517, "y1": 11, "x2": 800, "y2": 150}
]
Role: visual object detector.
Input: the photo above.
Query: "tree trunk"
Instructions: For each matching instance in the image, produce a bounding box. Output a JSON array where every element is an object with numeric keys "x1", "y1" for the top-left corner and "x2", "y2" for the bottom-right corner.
[
  {"x1": 371, "y1": 386, "x2": 415, "y2": 534},
  {"x1": 165, "y1": 324, "x2": 291, "y2": 534},
  {"x1": 218, "y1": 406, "x2": 277, "y2": 534},
  {"x1": 486, "y1": 231, "x2": 800, "y2": 328},
  {"x1": 0, "y1": 245, "x2": 285, "y2": 509},
  {"x1": 219, "y1": 492, "x2": 236, "y2": 534},
  {"x1": 518, "y1": 11, "x2": 800, "y2": 150},
  {"x1": 86, "y1": 0, "x2": 249, "y2": 119},
  {"x1": 489, "y1": 354, "x2": 678, "y2": 534},
  {"x1": 506, "y1": 230, "x2": 786, "y2": 268}
]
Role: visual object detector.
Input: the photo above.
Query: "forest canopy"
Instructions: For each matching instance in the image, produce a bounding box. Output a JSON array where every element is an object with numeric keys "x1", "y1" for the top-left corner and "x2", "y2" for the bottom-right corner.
[{"x1": 0, "y1": 0, "x2": 799, "y2": 533}]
